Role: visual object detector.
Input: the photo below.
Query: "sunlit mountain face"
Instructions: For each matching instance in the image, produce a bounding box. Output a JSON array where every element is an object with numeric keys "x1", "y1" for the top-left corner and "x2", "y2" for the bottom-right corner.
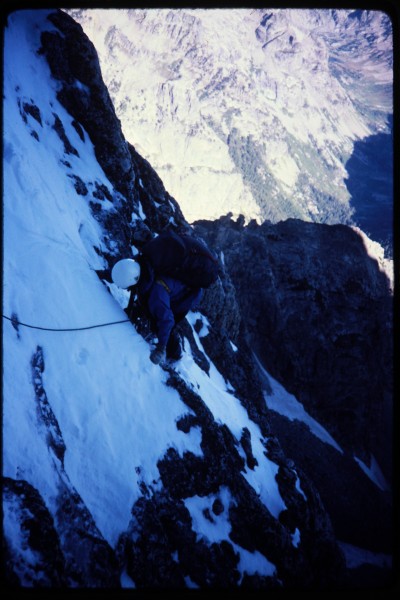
[{"x1": 67, "y1": 7, "x2": 393, "y2": 257}]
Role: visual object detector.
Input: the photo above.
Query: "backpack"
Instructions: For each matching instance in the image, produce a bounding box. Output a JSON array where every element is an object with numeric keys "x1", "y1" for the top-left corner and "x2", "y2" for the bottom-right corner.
[{"x1": 139, "y1": 230, "x2": 219, "y2": 291}]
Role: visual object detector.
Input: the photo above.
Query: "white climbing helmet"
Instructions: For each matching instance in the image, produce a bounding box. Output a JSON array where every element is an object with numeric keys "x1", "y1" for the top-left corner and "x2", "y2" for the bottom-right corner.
[{"x1": 111, "y1": 259, "x2": 141, "y2": 289}]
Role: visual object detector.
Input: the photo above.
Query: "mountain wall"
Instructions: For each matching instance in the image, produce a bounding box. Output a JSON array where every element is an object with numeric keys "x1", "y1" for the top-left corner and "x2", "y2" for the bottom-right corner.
[
  {"x1": 194, "y1": 215, "x2": 393, "y2": 478},
  {"x1": 3, "y1": 9, "x2": 394, "y2": 591},
  {"x1": 194, "y1": 214, "x2": 394, "y2": 559}
]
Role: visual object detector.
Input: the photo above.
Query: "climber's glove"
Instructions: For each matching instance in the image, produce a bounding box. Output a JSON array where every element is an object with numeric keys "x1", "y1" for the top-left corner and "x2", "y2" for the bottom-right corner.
[{"x1": 150, "y1": 344, "x2": 166, "y2": 365}]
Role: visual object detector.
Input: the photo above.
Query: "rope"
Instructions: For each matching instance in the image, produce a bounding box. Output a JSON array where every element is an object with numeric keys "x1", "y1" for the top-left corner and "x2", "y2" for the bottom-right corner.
[{"x1": 2, "y1": 314, "x2": 131, "y2": 332}]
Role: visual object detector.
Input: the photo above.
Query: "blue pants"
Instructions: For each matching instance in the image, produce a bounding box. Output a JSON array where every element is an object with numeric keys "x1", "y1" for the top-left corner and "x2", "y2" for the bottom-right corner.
[{"x1": 147, "y1": 276, "x2": 202, "y2": 347}]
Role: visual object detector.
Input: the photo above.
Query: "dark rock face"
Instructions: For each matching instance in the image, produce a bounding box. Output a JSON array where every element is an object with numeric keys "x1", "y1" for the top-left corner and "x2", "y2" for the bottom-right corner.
[
  {"x1": 3, "y1": 476, "x2": 120, "y2": 588},
  {"x1": 267, "y1": 411, "x2": 393, "y2": 556},
  {"x1": 40, "y1": 10, "x2": 136, "y2": 203},
  {"x1": 194, "y1": 214, "x2": 394, "y2": 575},
  {"x1": 3, "y1": 477, "x2": 67, "y2": 587},
  {"x1": 119, "y1": 367, "x2": 346, "y2": 590},
  {"x1": 194, "y1": 215, "x2": 393, "y2": 481}
]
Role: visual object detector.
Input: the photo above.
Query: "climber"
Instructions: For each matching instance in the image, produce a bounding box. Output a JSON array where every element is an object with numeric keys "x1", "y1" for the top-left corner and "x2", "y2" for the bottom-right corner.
[
  {"x1": 144, "y1": 274, "x2": 202, "y2": 365},
  {"x1": 111, "y1": 246, "x2": 203, "y2": 366}
]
